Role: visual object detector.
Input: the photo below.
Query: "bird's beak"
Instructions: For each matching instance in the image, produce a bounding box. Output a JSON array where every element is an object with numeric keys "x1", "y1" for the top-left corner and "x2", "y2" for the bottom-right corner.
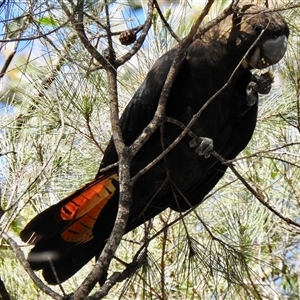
[
  {"x1": 262, "y1": 35, "x2": 288, "y2": 65},
  {"x1": 248, "y1": 35, "x2": 288, "y2": 69}
]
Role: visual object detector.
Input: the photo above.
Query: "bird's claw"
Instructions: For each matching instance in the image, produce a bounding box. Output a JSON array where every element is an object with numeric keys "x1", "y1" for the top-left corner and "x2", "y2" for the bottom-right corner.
[
  {"x1": 246, "y1": 81, "x2": 258, "y2": 106},
  {"x1": 189, "y1": 137, "x2": 214, "y2": 158},
  {"x1": 250, "y1": 71, "x2": 274, "y2": 95},
  {"x1": 255, "y1": 71, "x2": 274, "y2": 95},
  {"x1": 246, "y1": 71, "x2": 274, "y2": 106}
]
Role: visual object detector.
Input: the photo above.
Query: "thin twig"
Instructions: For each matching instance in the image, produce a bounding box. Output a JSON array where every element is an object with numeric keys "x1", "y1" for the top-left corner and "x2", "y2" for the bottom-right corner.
[
  {"x1": 153, "y1": 0, "x2": 181, "y2": 43},
  {"x1": 0, "y1": 20, "x2": 71, "y2": 43},
  {"x1": 0, "y1": 151, "x2": 16, "y2": 157},
  {"x1": 212, "y1": 150, "x2": 300, "y2": 229}
]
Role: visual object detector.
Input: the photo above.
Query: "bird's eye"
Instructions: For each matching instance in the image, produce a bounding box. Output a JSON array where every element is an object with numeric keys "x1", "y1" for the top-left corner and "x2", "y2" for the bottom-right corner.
[{"x1": 253, "y1": 24, "x2": 265, "y2": 35}]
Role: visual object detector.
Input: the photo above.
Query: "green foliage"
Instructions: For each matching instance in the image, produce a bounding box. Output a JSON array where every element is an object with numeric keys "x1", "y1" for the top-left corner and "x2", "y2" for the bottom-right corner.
[{"x1": 37, "y1": 16, "x2": 60, "y2": 27}]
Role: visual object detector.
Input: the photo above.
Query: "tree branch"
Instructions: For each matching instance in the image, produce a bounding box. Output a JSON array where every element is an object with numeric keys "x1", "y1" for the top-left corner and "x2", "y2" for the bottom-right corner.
[
  {"x1": 70, "y1": 1, "x2": 155, "y2": 296},
  {"x1": 60, "y1": 0, "x2": 110, "y2": 69},
  {"x1": 115, "y1": 1, "x2": 154, "y2": 67},
  {"x1": 2, "y1": 233, "x2": 62, "y2": 300}
]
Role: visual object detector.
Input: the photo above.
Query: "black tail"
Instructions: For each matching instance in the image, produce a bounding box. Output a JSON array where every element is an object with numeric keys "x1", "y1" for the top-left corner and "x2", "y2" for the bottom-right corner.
[{"x1": 20, "y1": 172, "x2": 119, "y2": 284}]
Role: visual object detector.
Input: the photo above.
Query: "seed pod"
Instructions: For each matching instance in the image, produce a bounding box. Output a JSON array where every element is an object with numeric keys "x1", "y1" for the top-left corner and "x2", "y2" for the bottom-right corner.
[{"x1": 119, "y1": 30, "x2": 136, "y2": 46}]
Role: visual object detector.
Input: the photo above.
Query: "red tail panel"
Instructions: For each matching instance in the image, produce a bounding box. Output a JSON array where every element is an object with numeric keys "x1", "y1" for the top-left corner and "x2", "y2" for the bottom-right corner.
[
  {"x1": 61, "y1": 193, "x2": 114, "y2": 243},
  {"x1": 60, "y1": 173, "x2": 118, "y2": 221},
  {"x1": 59, "y1": 173, "x2": 118, "y2": 243}
]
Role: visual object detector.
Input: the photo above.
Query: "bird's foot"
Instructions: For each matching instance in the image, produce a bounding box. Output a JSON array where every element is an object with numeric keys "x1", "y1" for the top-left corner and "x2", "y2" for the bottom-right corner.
[
  {"x1": 189, "y1": 137, "x2": 213, "y2": 158},
  {"x1": 246, "y1": 71, "x2": 274, "y2": 106},
  {"x1": 246, "y1": 81, "x2": 259, "y2": 106},
  {"x1": 252, "y1": 71, "x2": 274, "y2": 95}
]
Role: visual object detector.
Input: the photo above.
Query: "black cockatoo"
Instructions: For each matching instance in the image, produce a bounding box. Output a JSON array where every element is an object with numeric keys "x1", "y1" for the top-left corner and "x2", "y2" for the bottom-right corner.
[{"x1": 20, "y1": 3, "x2": 289, "y2": 284}]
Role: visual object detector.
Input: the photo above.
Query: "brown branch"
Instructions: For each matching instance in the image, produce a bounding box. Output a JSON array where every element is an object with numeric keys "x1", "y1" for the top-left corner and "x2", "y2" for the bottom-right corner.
[
  {"x1": 97, "y1": 25, "x2": 144, "y2": 39},
  {"x1": 70, "y1": 1, "x2": 156, "y2": 296},
  {"x1": 0, "y1": 49, "x2": 17, "y2": 80},
  {"x1": 76, "y1": 22, "x2": 145, "y2": 73},
  {"x1": 76, "y1": 2, "x2": 153, "y2": 293},
  {"x1": 224, "y1": 142, "x2": 300, "y2": 164},
  {"x1": 104, "y1": 0, "x2": 115, "y2": 64},
  {"x1": 85, "y1": 116, "x2": 106, "y2": 154},
  {"x1": 115, "y1": 1, "x2": 154, "y2": 68},
  {"x1": 72, "y1": 69, "x2": 130, "y2": 300},
  {"x1": 254, "y1": 154, "x2": 300, "y2": 169},
  {"x1": 2, "y1": 233, "x2": 62, "y2": 300},
  {"x1": 72, "y1": 22, "x2": 138, "y2": 289},
  {"x1": 61, "y1": 0, "x2": 151, "y2": 71},
  {"x1": 61, "y1": 0, "x2": 110, "y2": 69},
  {"x1": 0, "y1": 151, "x2": 16, "y2": 157},
  {"x1": 165, "y1": 117, "x2": 197, "y2": 137},
  {"x1": 86, "y1": 251, "x2": 147, "y2": 299},
  {"x1": 242, "y1": 258, "x2": 264, "y2": 300},
  {"x1": 83, "y1": 12, "x2": 106, "y2": 30}
]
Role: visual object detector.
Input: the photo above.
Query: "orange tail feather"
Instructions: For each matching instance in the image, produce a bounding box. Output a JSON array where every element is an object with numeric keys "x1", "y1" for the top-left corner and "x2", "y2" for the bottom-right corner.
[
  {"x1": 60, "y1": 173, "x2": 118, "y2": 221},
  {"x1": 61, "y1": 193, "x2": 114, "y2": 243},
  {"x1": 59, "y1": 173, "x2": 118, "y2": 244}
]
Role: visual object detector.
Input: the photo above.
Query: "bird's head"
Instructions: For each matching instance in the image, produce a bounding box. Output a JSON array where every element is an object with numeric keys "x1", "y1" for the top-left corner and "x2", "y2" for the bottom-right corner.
[{"x1": 235, "y1": 3, "x2": 289, "y2": 69}]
